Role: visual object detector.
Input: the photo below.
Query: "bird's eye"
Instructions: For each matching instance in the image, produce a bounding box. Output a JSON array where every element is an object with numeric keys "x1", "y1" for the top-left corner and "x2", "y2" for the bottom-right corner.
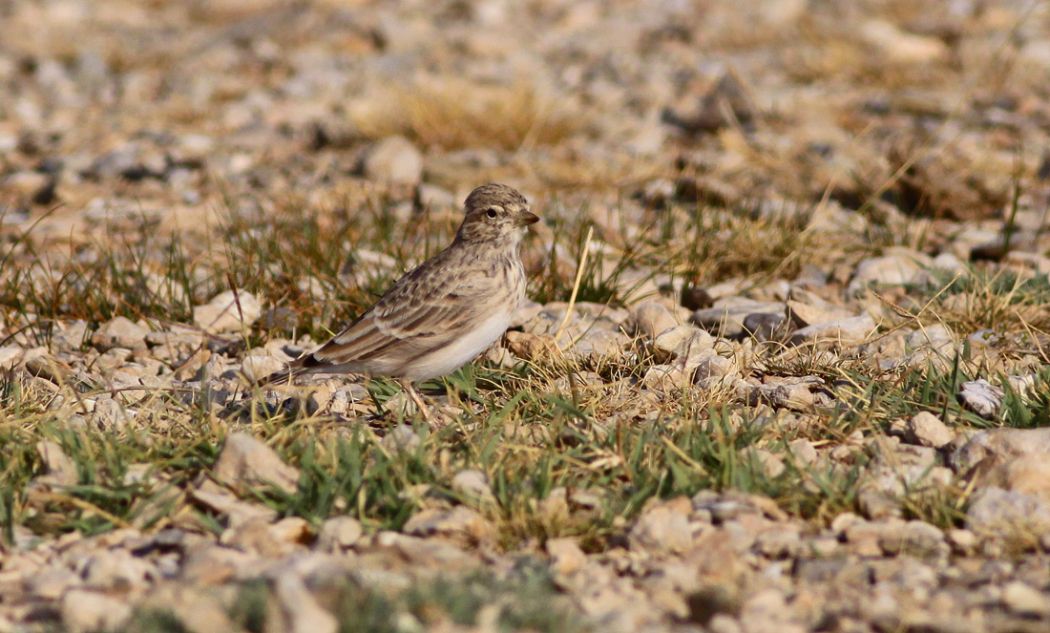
[{"x1": 486, "y1": 209, "x2": 498, "y2": 219}]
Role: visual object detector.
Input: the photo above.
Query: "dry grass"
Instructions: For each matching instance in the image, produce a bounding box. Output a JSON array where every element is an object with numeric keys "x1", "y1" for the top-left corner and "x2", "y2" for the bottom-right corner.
[{"x1": 350, "y1": 78, "x2": 583, "y2": 151}]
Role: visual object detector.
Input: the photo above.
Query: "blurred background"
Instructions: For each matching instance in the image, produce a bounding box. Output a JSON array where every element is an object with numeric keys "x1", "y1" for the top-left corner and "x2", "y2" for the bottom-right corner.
[{"x1": 2, "y1": 0, "x2": 1048, "y2": 238}]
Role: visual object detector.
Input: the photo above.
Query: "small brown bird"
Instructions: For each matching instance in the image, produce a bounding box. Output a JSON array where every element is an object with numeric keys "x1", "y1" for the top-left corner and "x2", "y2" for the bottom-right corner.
[{"x1": 261, "y1": 183, "x2": 539, "y2": 418}]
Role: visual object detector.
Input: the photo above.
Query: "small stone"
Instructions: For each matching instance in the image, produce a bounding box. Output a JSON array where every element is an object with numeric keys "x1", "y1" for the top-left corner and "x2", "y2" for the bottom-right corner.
[
  {"x1": 1001, "y1": 581, "x2": 1050, "y2": 616},
  {"x1": 848, "y1": 251, "x2": 929, "y2": 294},
  {"x1": 905, "y1": 412, "x2": 955, "y2": 449},
  {"x1": 193, "y1": 290, "x2": 262, "y2": 333},
  {"x1": 317, "y1": 517, "x2": 363, "y2": 550},
  {"x1": 80, "y1": 549, "x2": 156, "y2": 591},
  {"x1": 451, "y1": 469, "x2": 495, "y2": 505},
  {"x1": 860, "y1": 19, "x2": 948, "y2": 64},
  {"x1": 951, "y1": 427, "x2": 1050, "y2": 475},
  {"x1": 241, "y1": 354, "x2": 284, "y2": 383},
  {"x1": 274, "y1": 574, "x2": 338, "y2": 633},
  {"x1": 403, "y1": 506, "x2": 495, "y2": 545},
  {"x1": 958, "y1": 379, "x2": 1002, "y2": 419},
  {"x1": 967, "y1": 486, "x2": 1050, "y2": 539},
  {"x1": 192, "y1": 481, "x2": 277, "y2": 527},
  {"x1": 212, "y1": 432, "x2": 300, "y2": 494},
  {"x1": 0, "y1": 344, "x2": 24, "y2": 369},
  {"x1": 35, "y1": 440, "x2": 78, "y2": 487},
  {"x1": 416, "y1": 183, "x2": 455, "y2": 208},
  {"x1": 789, "y1": 314, "x2": 875, "y2": 347},
  {"x1": 787, "y1": 439, "x2": 817, "y2": 465},
  {"x1": 993, "y1": 454, "x2": 1050, "y2": 502},
  {"x1": 742, "y1": 313, "x2": 787, "y2": 341},
  {"x1": 681, "y1": 286, "x2": 713, "y2": 311},
  {"x1": 693, "y1": 300, "x2": 783, "y2": 338},
  {"x1": 947, "y1": 528, "x2": 977, "y2": 553},
  {"x1": 381, "y1": 424, "x2": 422, "y2": 453},
  {"x1": 363, "y1": 136, "x2": 423, "y2": 185},
  {"x1": 306, "y1": 385, "x2": 335, "y2": 414},
  {"x1": 4, "y1": 170, "x2": 51, "y2": 200},
  {"x1": 629, "y1": 498, "x2": 693, "y2": 554},
  {"x1": 630, "y1": 300, "x2": 678, "y2": 339},
  {"x1": 504, "y1": 331, "x2": 557, "y2": 361},
  {"x1": 747, "y1": 448, "x2": 785, "y2": 478},
  {"x1": 61, "y1": 589, "x2": 133, "y2": 633},
  {"x1": 91, "y1": 317, "x2": 148, "y2": 351},
  {"x1": 785, "y1": 300, "x2": 854, "y2": 327},
  {"x1": 547, "y1": 537, "x2": 587, "y2": 576},
  {"x1": 652, "y1": 324, "x2": 714, "y2": 361},
  {"x1": 27, "y1": 565, "x2": 80, "y2": 599}
]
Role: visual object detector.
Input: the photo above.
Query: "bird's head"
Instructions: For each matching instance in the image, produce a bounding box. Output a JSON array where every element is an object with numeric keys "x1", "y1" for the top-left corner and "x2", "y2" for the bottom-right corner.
[{"x1": 456, "y1": 183, "x2": 539, "y2": 246}]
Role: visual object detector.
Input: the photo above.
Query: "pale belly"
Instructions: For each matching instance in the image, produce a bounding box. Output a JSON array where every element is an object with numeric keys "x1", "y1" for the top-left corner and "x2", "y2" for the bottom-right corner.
[{"x1": 400, "y1": 309, "x2": 512, "y2": 381}]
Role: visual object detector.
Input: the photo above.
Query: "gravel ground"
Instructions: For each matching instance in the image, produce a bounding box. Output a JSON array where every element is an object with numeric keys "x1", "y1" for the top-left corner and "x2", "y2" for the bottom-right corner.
[{"x1": 2, "y1": 1, "x2": 1050, "y2": 632}]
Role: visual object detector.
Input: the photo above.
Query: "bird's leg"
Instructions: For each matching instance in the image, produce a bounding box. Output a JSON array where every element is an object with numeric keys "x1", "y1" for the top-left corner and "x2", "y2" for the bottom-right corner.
[{"x1": 400, "y1": 380, "x2": 431, "y2": 421}]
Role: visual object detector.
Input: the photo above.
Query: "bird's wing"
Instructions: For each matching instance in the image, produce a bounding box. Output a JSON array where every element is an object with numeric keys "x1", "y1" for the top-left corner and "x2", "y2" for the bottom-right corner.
[{"x1": 300, "y1": 252, "x2": 493, "y2": 371}]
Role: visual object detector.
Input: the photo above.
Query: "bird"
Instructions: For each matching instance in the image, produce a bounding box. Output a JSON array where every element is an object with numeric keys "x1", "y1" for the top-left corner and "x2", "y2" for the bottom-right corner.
[{"x1": 259, "y1": 183, "x2": 540, "y2": 420}]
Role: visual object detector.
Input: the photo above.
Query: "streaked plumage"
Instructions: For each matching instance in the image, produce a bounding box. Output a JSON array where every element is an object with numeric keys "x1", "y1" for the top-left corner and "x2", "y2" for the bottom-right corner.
[{"x1": 261, "y1": 183, "x2": 538, "y2": 414}]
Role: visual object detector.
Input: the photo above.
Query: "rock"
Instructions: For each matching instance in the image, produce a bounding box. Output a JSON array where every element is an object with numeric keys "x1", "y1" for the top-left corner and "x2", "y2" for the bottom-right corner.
[
  {"x1": 193, "y1": 290, "x2": 262, "y2": 333},
  {"x1": 789, "y1": 314, "x2": 876, "y2": 347},
  {"x1": 27, "y1": 565, "x2": 80, "y2": 599},
  {"x1": 966, "y1": 487, "x2": 1050, "y2": 539},
  {"x1": 652, "y1": 324, "x2": 715, "y2": 361},
  {"x1": 80, "y1": 549, "x2": 157, "y2": 591},
  {"x1": 741, "y1": 313, "x2": 787, "y2": 341},
  {"x1": 547, "y1": 537, "x2": 587, "y2": 576},
  {"x1": 212, "y1": 432, "x2": 300, "y2": 495},
  {"x1": 739, "y1": 588, "x2": 803, "y2": 633},
  {"x1": 416, "y1": 183, "x2": 455, "y2": 208},
  {"x1": 630, "y1": 300, "x2": 678, "y2": 339},
  {"x1": 363, "y1": 136, "x2": 423, "y2": 185},
  {"x1": 0, "y1": 344, "x2": 22, "y2": 370},
  {"x1": 785, "y1": 300, "x2": 854, "y2": 327},
  {"x1": 662, "y1": 69, "x2": 756, "y2": 134},
  {"x1": 787, "y1": 439, "x2": 817, "y2": 465},
  {"x1": 860, "y1": 19, "x2": 948, "y2": 64},
  {"x1": 848, "y1": 251, "x2": 929, "y2": 294},
  {"x1": 692, "y1": 299, "x2": 783, "y2": 338},
  {"x1": 90, "y1": 317, "x2": 148, "y2": 351},
  {"x1": 641, "y1": 363, "x2": 691, "y2": 390},
  {"x1": 993, "y1": 454, "x2": 1050, "y2": 502},
  {"x1": 750, "y1": 376, "x2": 830, "y2": 412},
  {"x1": 958, "y1": 379, "x2": 1002, "y2": 419},
  {"x1": 61, "y1": 589, "x2": 133, "y2": 633},
  {"x1": 951, "y1": 427, "x2": 1050, "y2": 476},
  {"x1": 317, "y1": 517, "x2": 363, "y2": 550},
  {"x1": 274, "y1": 574, "x2": 338, "y2": 633},
  {"x1": 1001, "y1": 581, "x2": 1050, "y2": 616},
  {"x1": 381, "y1": 424, "x2": 422, "y2": 453},
  {"x1": 35, "y1": 440, "x2": 78, "y2": 487},
  {"x1": 451, "y1": 469, "x2": 495, "y2": 505},
  {"x1": 746, "y1": 448, "x2": 785, "y2": 478},
  {"x1": 629, "y1": 498, "x2": 693, "y2": 554},
  {"x1": 403, "y1": 506, "x2": 495, "y2": 545},
  {"x1": 504, "y1": 330, "x2": 557, "y2": 361},
  {"x1": 240, "y1": 354, "x2": 284, "y2": 383},
  {"x1": 905, "y1": 412, "x2": 955, "y2": 449},
  {"x1": 570, "y1": 328, "x2": 630, "y2": 359},
  {"x1": 3, "y1": 170, "x2": 52, "y2": 202},
  {"x1": 680, "y1": 286, "x2": 713, "y2": 311}
]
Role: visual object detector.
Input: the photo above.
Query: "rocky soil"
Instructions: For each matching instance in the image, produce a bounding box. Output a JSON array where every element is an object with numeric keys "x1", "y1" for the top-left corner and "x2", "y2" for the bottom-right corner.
[{"x1": 2, "y1": 0, "x2": 1050, "y2": 632}]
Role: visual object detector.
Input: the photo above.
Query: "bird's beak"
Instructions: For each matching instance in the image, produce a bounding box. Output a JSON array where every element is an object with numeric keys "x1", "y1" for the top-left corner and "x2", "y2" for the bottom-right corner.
[{"x1": 518, "y1": 210, "x2": 540, "y2": 227}]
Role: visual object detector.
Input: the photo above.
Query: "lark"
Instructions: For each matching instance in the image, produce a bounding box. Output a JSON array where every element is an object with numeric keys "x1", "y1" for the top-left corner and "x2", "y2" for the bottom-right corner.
[{"x1": 261, "y1": 183, "x2": 539, "y2": 419}]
